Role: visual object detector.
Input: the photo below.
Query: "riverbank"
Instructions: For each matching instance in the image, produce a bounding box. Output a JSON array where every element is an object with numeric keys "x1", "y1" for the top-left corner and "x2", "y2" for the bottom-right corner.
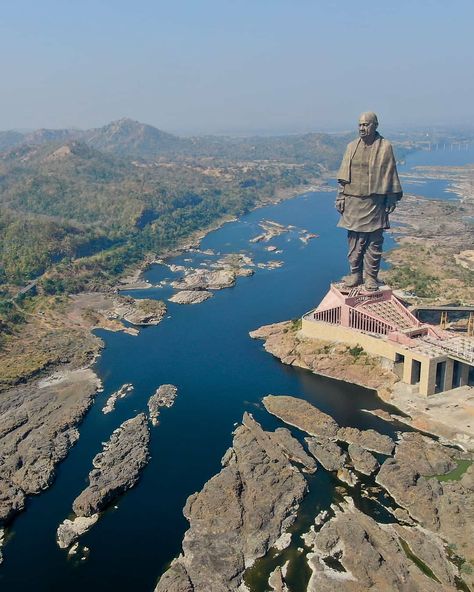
[
  {"x1": 0, "y1": 178, "x2": 325, "y2": 387},
  {"x1": 250, "y1": 320, "x2": 474, "y2": 451},
  {"x1": 0, "y1": 367, "x2": 102, "y2": 542}
]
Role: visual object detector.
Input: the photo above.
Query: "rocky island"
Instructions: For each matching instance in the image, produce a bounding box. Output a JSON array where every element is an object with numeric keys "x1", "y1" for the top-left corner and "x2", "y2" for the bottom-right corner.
[
  {"x1": 154, "y1": 412, "x2": 308, "y2": 592},
  {"x1": 147, "y1": 384, "x2": 178, "y2": 426},
  {"x1": 167, "y1": 252, "x2": 256, "y2": 304},
  {"x1": 102, "y1": 383, "x2": 134, "y2": 414},
  {"x1": 57, "y1": 413, "x2": 150, "y2": 549}
]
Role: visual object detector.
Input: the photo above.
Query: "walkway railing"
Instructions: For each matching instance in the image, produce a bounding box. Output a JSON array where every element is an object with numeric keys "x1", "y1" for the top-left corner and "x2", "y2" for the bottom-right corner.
[
  {"x1": 313, "y1": 306, "x2": 341, "y2": 325},
  {"x1": 349, "y1": 308, "x2": 395, "y2": 335}
]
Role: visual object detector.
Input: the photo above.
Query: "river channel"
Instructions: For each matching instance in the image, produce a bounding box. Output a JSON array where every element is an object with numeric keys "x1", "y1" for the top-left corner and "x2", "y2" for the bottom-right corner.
[{"x1": 1, "y1": 145, "x2": 473, "y2": 591}]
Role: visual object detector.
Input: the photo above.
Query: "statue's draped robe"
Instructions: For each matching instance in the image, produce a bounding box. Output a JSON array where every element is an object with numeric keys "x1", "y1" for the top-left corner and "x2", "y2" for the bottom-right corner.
[{"x1": 337, "y1": 133, "x2": 402, "y2": 232}]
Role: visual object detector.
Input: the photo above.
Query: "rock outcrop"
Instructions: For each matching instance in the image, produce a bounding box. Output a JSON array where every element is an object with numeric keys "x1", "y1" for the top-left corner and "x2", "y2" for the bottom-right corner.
[
  {"x1": 347, "y1": 443, "x2": 379, "y2": 476},
  {"x1": 268, "y1": 564, "x2": 289, "y2": 592},
  {"x1": 102, "y1": 383, "x2": 134, "y2": 414},
  {"x1": 376, "y1": 433, "x2": 474, "y2": 565},
  {"x1": 336, "y1": 467, "x2": 358, "y2": 486},
  {"x1": 305, "y1": 499, "x2": 459, "y2": 591},
  {"x1": 171, "y1": 269, "x2": 236, "y2": 291},
  {"x1": 250, "y1": 322, "x2": 397, "y2": 396},
  {"x1": 337, "y1": 426, "x2": 394, "y2": 455},
  {"x1": 107, "y1": 296, "x2": 166, "y2": 326},
  {"x1": 56, "y1": 413, "x2": 150, "y2": 549},
  {"x1": 152, "y1": 393, "x2": 474, "y2": 590},
  {"x1": 72, "y1": 413, "x2": 150, "y2": 517},
  {"x1": 56, "y1": 515, "x2": 99, "y2": 549},
  {"x1": 0, "y1": 527, "x2": 4, "y2": 565},
  {"x1": 147, "y1": 384, "x2": 178, "y2": 426},
  {"x1": 154, "y1": 413, "x2": 307, "y2": 592},
  {"x1": 250, "y1": 220, "x2": 290, "y2": 243},
  {"x1": 169, "y1": 290, "x2": 212, "y2": 304},
  {"x1": 272, "y1": 427, "x2": 317, "y2": 473},
  {"x1": 263, "y1": 395, "x2": 339, "y2": 439},
  {"x1": 213, "y1": 253, "x2": 255, "y2": 278},
  {"x1": 120, "y1": 298, "x2": 166, "y2": 326},
  {"x1": 0, "y1": 368, "x2": 101, "y2": 526},
  {"x1": 305, "y1": 437, "x2": 346, "y2": 472},
  {"x1": 264, "y1": 395, "x2": 392, "y2": 484}
]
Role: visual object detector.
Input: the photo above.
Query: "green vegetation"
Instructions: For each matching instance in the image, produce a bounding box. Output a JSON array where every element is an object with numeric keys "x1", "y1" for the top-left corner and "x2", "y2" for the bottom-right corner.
[
  {"x1": 0, "y1": 300, "x2": 25, "y2": 325},
  {"x1": 0, "y1": 137, "x2": 329, "y2": 293},
  {"x1": 398, "y1": 538, "x2": 441, "y2": 583},
  {"x1": 348, "y1": 344, "x2": 365, "y2": 359},
  {"x1": 435, "y1": 459, "x2": 472, "y2": 482},
  {"x1": 386, "y1": 264, "x2": 437, "y2": 298},
  {"x1": 290, "y1": 318, "x2": 302, "y2": 332},
  {"x1": 446, "y1": 545, "x2": 473, "y2": 592}
]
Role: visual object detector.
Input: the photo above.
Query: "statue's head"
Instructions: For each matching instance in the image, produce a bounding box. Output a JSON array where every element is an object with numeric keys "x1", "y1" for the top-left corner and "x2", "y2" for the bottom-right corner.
[{"x1": 358, "y1": 112, "x2": 378, "y2": 142}]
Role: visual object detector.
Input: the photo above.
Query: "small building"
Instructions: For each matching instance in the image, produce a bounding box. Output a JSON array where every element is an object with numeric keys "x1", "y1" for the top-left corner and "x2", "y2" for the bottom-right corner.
[{"x1": 301, "y1": 284, "x2": 474, "y2": 396}]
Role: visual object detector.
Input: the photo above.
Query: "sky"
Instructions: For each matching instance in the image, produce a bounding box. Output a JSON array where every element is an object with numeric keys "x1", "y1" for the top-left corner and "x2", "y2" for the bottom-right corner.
[{"x1": 0, "y1": 0, "x2": 473, "y2": 135}]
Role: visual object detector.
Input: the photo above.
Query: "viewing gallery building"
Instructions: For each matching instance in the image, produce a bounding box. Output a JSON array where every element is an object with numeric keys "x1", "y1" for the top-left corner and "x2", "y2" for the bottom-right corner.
[{"x1": 302, "y1": 284, "x2": 474, "y2": 396}]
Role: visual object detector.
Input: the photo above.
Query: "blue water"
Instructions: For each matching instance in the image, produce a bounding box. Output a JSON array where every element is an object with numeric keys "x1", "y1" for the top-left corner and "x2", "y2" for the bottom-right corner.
[
  {"x1": 1, "y1": 145, "x2": 473, "y2": 591},
  {"x1": 402, "y1": 178, "x2": 455, "y2": 200},
  {"x1": 402, "y1": 143, "x2": 474, "y2": 168},
  {"x1": 399, "y1": 143, "x2": 474, "y2": 201}
]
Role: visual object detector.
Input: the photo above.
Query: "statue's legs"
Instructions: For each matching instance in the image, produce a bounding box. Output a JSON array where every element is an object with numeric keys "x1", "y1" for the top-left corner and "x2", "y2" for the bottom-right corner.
[
  {"x1": 346, "y1": 230, "x2": 365, "y2": 286},
  {"x1": 347, "y1": 229, "x2": 384, "y2": 290},
  {"x1": 364, "y1": 229, "x2": 384, "y2": 290}
]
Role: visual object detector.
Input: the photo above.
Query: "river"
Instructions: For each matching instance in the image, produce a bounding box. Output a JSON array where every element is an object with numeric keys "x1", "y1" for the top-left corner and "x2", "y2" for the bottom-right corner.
[{"x1": 1, "y1": 145, "x2": 473, "y2": 591}]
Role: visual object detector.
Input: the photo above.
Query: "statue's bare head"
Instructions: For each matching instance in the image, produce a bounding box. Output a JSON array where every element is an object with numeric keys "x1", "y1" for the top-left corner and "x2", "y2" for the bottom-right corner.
[{"x1": 358, "y1": 112, "x2": 378, "y2": 143}]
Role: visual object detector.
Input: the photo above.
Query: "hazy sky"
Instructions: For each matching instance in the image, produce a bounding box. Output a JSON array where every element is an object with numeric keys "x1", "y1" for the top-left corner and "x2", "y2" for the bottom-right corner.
[{"x1": 1, "y1": 0, "x2": 473, "y2": 134}]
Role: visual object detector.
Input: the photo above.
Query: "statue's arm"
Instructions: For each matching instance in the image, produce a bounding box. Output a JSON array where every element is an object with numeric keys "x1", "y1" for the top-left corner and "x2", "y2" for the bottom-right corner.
[
  {"x1": 385, "y1": 143, "x2": 403, "y2": 213},
  {"x1": 385, "y1": 192, "x2": 402, "y2": 213},
  {"x1": 335, "y1": 181, "x2": 346, "y2": 213}
]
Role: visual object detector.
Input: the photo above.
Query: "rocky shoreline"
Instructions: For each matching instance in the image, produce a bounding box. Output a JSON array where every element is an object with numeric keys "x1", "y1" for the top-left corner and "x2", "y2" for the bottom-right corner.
[
  {"x1": 156, "y1": 396, "x2": 474, "y2": 592},
  {"x1": 0, "y1": 368, "x2": 102, "y2": 534},
  {"x1": 250, "y1": 321, "x2": 398, "y2": 399},
  {"x1": 250, "y1": 320, "x2": 474, "y2": 451}
]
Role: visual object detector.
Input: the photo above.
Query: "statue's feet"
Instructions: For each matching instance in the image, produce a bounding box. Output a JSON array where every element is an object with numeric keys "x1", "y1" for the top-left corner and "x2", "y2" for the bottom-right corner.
[
  {"x1": 343, "y1": 273, "x2": 363, "y2": 288},
  {"x1": 364, "y1": 276, "x2": 380, "y2": 291}
]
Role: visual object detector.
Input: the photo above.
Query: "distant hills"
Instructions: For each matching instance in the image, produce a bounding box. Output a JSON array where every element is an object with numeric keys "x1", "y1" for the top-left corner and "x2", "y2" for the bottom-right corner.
[
  {"x1": 0, "y1": 117, "x2": 348, "y2": 166},
  {"x1": 0, "y1": 119, "x2": 338, "y2": 291}
]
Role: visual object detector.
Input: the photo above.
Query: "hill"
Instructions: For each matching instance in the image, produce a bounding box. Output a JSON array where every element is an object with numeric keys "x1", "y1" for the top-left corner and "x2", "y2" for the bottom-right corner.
[
  {"x1": 83, "y1": 118, "x2": 185, "y2": 158},
  {"x1": 0, "y1": 118, "x2": 349, "y2": 166}
]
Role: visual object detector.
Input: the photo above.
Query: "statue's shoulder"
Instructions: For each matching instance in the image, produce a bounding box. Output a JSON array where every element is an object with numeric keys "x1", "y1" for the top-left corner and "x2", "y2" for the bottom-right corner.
[
  {"x1": 346, "y1": 137, "x2": 360, "y2": 152},
  {"x1": 376, "y1": 134, "x2": 393, "y2": 148}
]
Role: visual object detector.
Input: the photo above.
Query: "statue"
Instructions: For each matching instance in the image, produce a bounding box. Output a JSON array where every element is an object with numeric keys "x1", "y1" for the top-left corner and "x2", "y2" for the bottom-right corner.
[{"x1": 336, "y1": 112, "x2": 402, "y2": 291}]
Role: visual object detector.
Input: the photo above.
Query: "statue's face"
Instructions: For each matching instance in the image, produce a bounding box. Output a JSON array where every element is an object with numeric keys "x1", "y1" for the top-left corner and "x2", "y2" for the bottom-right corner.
[{"x1": 358, "y1": 115, "x2": 377, "y2": 140}]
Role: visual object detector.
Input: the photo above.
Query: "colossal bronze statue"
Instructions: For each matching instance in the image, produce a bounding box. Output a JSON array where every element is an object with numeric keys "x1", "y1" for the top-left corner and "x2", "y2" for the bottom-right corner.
[{"x1": 336, "y1": 112, "x2": 402, "y2": 291}]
